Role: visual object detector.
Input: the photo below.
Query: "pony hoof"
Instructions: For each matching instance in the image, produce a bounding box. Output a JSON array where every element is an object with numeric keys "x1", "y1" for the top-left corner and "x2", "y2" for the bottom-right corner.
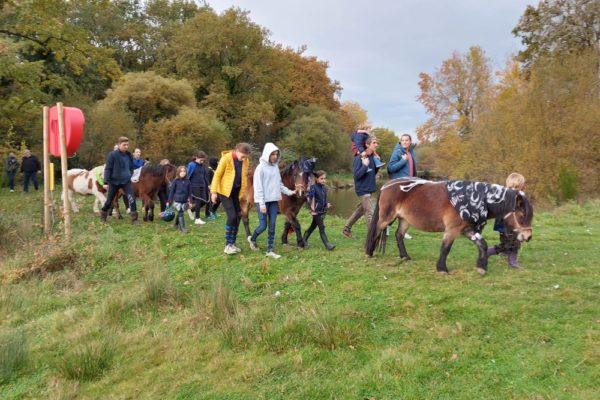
[
  {"x1": 477, "y1": 268, "x2": 487, "y2": 276},
  {"x1": 437, "y1": 270, "x2": 449, "y2": 275},
  {"x1": 149, "y1": 216, "x2": 154, "y2": 222},
  {"x1": 399, "y1": 257, "x2": 411, "y2": 263}
]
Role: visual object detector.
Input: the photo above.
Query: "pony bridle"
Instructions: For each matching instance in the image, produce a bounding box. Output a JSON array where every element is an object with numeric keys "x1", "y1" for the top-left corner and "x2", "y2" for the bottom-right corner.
[
  {"x1": 503, "y1": 211, "x2": 532, "y2": 241},
  {"x1": 295, "y1": 171, "x2": 306, "y2": 196}
]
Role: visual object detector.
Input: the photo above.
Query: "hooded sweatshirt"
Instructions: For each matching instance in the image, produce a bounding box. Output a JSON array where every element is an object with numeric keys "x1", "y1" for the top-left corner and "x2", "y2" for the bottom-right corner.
[{"x1": 253, "y1": 143, "x2": 295, "y2": 209}]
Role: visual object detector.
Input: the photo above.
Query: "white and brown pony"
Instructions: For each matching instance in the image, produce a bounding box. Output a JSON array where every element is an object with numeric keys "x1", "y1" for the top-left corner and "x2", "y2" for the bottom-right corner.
[{"x1": 64, "y1": 166, "x2": 107, "y2": 214}]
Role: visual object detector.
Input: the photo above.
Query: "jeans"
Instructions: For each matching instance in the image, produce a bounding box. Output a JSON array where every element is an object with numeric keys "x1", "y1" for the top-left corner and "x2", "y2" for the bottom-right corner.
[
  {"x1": 23, "y1": 171, "x2": 38, "y2": 192},
  {"x1": 7, "y1": 171, "x2": 16, "y2": 190},
  {"x1": 251, "y1": 201, "x2": 279, "y2": 252},
  {"x1": 101, "y1": 182, "x2": 137, "y2": 213}
]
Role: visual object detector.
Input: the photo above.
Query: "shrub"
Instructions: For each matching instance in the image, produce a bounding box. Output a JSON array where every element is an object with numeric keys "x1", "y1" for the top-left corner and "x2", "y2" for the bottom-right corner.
[
  {"x1": 57, "y1": 340, "x2": 114, "y2": 381},
  {"x1": 0, "y1": 330, "x2": 28, "y2": 384}
]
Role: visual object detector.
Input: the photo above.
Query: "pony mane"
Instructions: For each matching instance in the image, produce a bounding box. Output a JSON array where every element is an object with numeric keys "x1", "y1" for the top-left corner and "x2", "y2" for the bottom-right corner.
[{"x1": 141, "y1": 163, "x2": 166, "y2": 177}]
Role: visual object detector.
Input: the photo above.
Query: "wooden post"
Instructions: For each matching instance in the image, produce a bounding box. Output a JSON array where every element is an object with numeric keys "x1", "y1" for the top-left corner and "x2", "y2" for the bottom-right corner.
[
  {"x1": 57, "y1": 103, "x2": 71, "y2": 240},
  {"x1": 43, "y1": 106, "x2": 51, "y2": 236}
]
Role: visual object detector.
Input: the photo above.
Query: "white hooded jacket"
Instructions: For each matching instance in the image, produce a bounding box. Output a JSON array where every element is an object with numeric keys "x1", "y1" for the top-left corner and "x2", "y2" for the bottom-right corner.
[{"x1": 253, "y1": 143, "x2": 295, "y2": 209}]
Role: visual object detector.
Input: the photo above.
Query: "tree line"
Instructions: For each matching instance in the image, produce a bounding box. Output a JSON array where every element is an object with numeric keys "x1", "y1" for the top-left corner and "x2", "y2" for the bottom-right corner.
[{"x1": 1, "y1": 0, "x2": 599, "y2": 202}]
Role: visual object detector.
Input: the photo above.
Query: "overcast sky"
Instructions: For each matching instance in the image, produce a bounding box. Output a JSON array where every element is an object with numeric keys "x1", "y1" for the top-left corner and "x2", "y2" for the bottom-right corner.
[{"x1": 207, "y1": 0, "x2": 533, "y2": 137}]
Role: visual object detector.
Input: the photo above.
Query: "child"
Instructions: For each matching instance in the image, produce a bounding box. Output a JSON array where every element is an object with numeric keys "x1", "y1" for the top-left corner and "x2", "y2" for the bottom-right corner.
[
  {"x1": 247, "y1": 143, "x2": 296, "y2": 259},
  {"x1": 351, "y1": 123, "x2": 385, "y2": 168},
  {"x1": 487, "y1": 172, "x2": 526, "y2": 268},
  {"x1": 211, "y1": 143, "x2": 251, "y2": 255},
  {"x1": 167, "y1": 166, "x2": 192, "y2": 233},
  {"x1": 303, "y1": 170, "x2": 335, "y2": 250},
  {"x1": 205, "y1": 156, "x2": 220, "y2": 221},
  {"x1": 186, "y1": 150, "x2": 210, "y2": 225}
]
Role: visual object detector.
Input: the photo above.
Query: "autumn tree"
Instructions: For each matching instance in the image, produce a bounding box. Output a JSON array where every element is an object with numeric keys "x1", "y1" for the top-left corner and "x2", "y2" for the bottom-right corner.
[
  {"x1": 416, "y1": 46, "x2": 493, "y2": 143},
  {"x1": 370, "y1": 127, "x2": 397, "y2": 167},
  {"x1": 280, "y1": 105, "x2": 347, "y2": 170},
  {"x1": 339, "y1": 101, "x2": 369, "y2": 134},
  {"x1": 513, "y1": 0, "x2": 600, "y2": 71},
  {"x1": 96, "y1": 71, "x2": 196, "y2": 145}
]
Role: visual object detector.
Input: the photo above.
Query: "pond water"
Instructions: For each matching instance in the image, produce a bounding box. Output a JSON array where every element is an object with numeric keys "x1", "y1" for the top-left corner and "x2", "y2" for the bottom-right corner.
[{"x1": 326, "y1": 188, "x2": 360, "y2": 218}]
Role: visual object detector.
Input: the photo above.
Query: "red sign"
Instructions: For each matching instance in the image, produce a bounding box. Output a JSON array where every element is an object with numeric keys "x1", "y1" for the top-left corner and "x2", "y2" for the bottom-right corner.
[{"x1": 48, "y1": 106, "x2": 85, "y2": 157}]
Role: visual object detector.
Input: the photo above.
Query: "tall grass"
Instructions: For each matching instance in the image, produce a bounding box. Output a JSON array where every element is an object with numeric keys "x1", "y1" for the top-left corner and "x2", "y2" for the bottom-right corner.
[
  {"x1": 57, "y1": 339, "x2": 115, "y2": 381},
  {"x1": 0, "y1": 330, "x2": 28, "y2": 383}
]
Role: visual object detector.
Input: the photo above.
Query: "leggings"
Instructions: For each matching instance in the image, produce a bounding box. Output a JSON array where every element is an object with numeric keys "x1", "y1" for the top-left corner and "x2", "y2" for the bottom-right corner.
[{"x1": 219, "y1": 187, "x2": 241, "y2": 245}]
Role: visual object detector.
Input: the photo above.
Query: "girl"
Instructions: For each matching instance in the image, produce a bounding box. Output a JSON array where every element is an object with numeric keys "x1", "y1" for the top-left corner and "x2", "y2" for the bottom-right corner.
[
  {"x1": 211, "y1": 143, "x2": 251, "y2": 255},
  {"x1": 167, "y1": 166, "x2": 192, "y2": 233},
  {"x1": 487, "y1": 172, "x2": 526, "y2": 268},
  {"x1": 247, "y1": 143, "x2": 296, "y2": 259},
  {"x1": 303, "y1": 170, "x2": 335, "y2": 251},
  {"x1": 186, "y1": 150, "x2": 210, "y2": 225}
]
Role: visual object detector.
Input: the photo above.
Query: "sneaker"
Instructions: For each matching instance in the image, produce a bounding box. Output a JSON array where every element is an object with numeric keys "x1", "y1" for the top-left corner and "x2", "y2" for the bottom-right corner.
[
  {"x1": 247, "y1": 236, "x2": 259, "y2": 251},
  {"x1": 231, "y1": 244, "x2": 242, "y2": 253},
  {"x1": 342, "y1": 228, "x2": 352, "y2": 238},
  {"x1": 213, "y1": 211, "x2": 220, "y2": 218},
  {"x1": 223, "y1": 244, "x2": 237, "y2": 255},
  {"x1": 265, "y1": 251, "x2": 281, "y2": 259},
  {"x1": 187, "y1": 209, "x2": 195, "y2": 221},
  {"x1": 206, "y1": 213, "x2": 216, "y2": 221},
  {"x1": 374, "y1": 159, "x2": 386, "y2": 168},
  {"x1": 194, "y1": 218, "x2": 206, "y2": 225},
  {"x1": 10, "y1": 189, "x2": 14, "y2": 192},
  {"x1": 404, "y1": 232, "x2": 412, "y2": 240}
]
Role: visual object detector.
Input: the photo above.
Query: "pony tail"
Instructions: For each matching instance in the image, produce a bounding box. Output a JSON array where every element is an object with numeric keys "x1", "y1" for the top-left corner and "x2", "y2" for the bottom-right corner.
[{"x1": 365, "y1": 191, "x2": 382, "y2": 256}]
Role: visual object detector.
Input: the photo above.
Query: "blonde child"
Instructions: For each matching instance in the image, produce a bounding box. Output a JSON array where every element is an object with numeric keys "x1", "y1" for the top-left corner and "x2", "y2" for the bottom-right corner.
[
  {"x1": 167, "y1": 166, "x2": 192, "y2": 233},
  {"x1": 303, "y1": 170, "x2": 335, "y2": 251},
  {"x1": 211, "y1": 143, "x2": 251, "y2": 255},
  {"x1": 487, "y1": 173, "x2": 526, "y2": 268}
]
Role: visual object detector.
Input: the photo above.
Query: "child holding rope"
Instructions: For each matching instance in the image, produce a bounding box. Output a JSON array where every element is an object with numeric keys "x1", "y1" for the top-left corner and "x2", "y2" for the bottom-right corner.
[
  {"x1": 167, "y1": 166, "x2": 192, "y2": 233},
  {"x1": 303, "y1": 170, "x2": 335, "y2": 250},
  {"x1": 487, "y1": 172, "x2": 526, "y2": 268}
]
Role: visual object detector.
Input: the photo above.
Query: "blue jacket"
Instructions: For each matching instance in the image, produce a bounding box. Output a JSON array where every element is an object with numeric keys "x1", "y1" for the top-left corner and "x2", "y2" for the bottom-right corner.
[
  {"x1": 187, "y1": 161, "x2": 210, "y2": 188},
  {"x1": 351, "y1": 130, "x2": 369, "y2": 155},
  {"x1": 353, "y1": 155, "x2": 378, "y2": 196},
  {"x1": 132, "y1": 158, "x2": 145, "y2": 169},
  {"x1": 387, "y1": 143, "x2": 417, "y2": 179},
  {"x1": 168, "y1": 179, "x2": 191, "y2": 204},
  {"x1": 104, "y1": 150, "x2": 134, "y2": 185},
  {"x1": 308, "y1": 183, "x2": 328, "y2": 214}
]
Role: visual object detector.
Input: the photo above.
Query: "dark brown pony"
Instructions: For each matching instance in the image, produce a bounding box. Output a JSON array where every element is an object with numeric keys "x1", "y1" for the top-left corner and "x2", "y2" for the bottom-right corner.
[
  {"x1": 240, "y1": 157, "x2": 316, "y2": 248},
  {"x1": 365, "y1": 178, "x2": 533, "y2": 275},
  {"x1": 115, "y1": 163, "x2": 176, "y2": 222}
]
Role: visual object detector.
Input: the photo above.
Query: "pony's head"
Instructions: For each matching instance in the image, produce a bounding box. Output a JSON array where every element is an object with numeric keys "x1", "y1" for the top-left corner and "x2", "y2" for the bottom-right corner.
[
  {"x1": 503, "y1": 191, "x2": 533, "y2": 242},
  {"x1": 282, "y1": 157, "x2": 316, "y2": 197}
]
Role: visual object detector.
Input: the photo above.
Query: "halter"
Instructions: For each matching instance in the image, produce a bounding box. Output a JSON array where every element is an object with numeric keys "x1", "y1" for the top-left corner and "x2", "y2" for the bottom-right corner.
[{"x1": 503, "y1": 210, "x2": 532, "y2": 234}]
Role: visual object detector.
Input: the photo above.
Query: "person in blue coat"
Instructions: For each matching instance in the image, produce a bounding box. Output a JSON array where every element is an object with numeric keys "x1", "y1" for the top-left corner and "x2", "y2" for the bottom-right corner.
[
  {"x1": 186, "y1": 150, "x2": 210, "y2": 225},
  {"x1": 387, "y1": 134, "x2": 417, "y2": 179},
  {"x1": 100, "y1": 137, "x2": 137, "y2": 224},
  {"x1": 168, "y1": 166, "x2": 192, "y2": 233},
  {"x1": 342, "y1": 136, "x2": 380, "y2": 238},
  {"x1": 303, "y1": 170, "x2": 335, "y2": 250}
]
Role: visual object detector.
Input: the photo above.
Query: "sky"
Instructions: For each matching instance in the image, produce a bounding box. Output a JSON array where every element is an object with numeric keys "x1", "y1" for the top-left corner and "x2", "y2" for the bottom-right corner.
[{"x1": 206, "y1": 0, "x2": 533, "y2": 137}]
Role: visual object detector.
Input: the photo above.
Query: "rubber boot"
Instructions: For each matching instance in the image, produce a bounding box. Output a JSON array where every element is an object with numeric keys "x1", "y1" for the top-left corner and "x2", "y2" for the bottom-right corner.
[
  {"x1": 507, "y1": 251, "x2": 522, "y2": 268},
  {"x1": 320, "y1": 231, "x2": 335, "y2": 251},
  {"x1": 100, "y1": 210, "x2": 108, "y2": 223},
  {"x1": 178, "y1": 213, "x2": 187, "y2": 233},
  {"x1": 302, "y1": 231, "x2": 311, "y2": 247},
  {"x1": 130, "y1": 211, "x2": 138, "y2": 225},
  {"x1": 486, "y1": 246, "x2": 497, "y2": 257}
]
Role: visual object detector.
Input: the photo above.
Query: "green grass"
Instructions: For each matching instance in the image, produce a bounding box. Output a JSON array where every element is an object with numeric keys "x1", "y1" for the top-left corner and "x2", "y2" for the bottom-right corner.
[{"x1": 1, "y1": 188, "x2": 599, "y2": 399}]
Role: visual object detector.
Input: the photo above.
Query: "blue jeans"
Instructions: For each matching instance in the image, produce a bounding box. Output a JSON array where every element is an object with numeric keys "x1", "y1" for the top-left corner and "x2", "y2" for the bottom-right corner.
[
  {"x1": 251, "y1": 201, "x2": 279, "y2": 252},
  {"x1": 23, "y1": 171, "x2": 38, "y2": 192},
  {"x1": 7, "y1": 171, "x2": 16, "y2": 190}
]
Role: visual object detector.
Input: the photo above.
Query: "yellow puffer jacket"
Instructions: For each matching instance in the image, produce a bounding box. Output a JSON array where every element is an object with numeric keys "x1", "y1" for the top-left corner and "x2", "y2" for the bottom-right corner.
[{"x1": 211, "y1": 150, "x2": 249, "y2": 199}]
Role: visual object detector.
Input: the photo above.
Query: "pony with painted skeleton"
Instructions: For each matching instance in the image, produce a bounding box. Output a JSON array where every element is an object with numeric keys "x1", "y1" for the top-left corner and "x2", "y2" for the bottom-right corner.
[{"x1": 365, "y1": 178, "x2": 533, "y2": 275}]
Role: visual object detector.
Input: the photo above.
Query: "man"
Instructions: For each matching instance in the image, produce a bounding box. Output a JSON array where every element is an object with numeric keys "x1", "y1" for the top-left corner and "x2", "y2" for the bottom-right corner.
[
  {"x1": 100, "y1": 137, "x2": 138, "y2": 224},
  {"x1": 21, "y1": 149, "x2": 41, "y2": 192},
  {"x1": 5, "y1": 152, "x2": 18, "y2": 192},
  {"x1": 342, "y1": 136, "x2": 380, "y2": 238}
]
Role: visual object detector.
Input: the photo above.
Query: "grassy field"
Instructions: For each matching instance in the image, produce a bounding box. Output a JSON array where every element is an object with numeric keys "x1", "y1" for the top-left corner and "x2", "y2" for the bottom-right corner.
[{"x1": 1, "y1": 188, "x2": 599, "y2": 399}]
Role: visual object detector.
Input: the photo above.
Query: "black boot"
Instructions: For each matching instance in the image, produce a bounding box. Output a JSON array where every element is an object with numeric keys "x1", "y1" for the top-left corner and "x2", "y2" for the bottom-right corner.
[
  {"x1": 130, "y1": 211, "x2": 138, "y2": 225},
  {"x1": 320, "y1": 231, "x2": 335, "y2": 251},
  {"x1": 178, "y1": 213, "x2": 187, "y2": 233},
  {"x1": 100, "y1": 210, "x2": 108, "y2": 223},
  {"x1": 302, "y1": 232, "x2": 310, "y2": 247}
]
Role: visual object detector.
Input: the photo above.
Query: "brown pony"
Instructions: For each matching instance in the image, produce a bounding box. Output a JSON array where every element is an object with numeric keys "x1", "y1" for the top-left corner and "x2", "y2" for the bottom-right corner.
[
  {"x1": 365, "y1": 178, "x2": 533, "y2": 275},
  {"x1": 240, "y1": 157, "x2": 316, "y2": 248},
  {"x1": 115, "y1": 163, "x2": 176, "y2": 222}
]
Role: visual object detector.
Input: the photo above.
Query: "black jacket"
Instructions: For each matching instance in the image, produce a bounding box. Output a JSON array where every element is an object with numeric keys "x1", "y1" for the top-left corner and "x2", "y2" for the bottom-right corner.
[
  {"x1": 21, "y1": 155, "x2": 40, "y2": 173},
  {"x1": 104, "y1": 150, "x2": 134, "y2": 185}
]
